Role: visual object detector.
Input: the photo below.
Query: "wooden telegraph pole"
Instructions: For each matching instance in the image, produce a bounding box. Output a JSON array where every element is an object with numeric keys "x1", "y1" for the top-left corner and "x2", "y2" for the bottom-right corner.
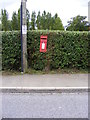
[
  {"x1": 88, "y1": 1, "x2": 90, "y2": 31},
  {"x1": 88, "y1": 1, "x2": 90, "y2": 23},
  {"x1": 21, "y1": 0, "x2": 27, "y2": 73}
]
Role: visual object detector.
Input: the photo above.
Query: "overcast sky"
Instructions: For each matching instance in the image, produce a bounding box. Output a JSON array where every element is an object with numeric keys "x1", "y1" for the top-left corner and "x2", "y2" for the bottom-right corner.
[{"x1": 0, "y1": 0, "x2": 90, "y2": 26}]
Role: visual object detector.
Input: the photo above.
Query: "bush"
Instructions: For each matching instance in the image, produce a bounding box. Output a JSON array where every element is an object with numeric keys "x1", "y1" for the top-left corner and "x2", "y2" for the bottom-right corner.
[
  {"x1": 1, "y1": 30, "x2": 89, "y2": 71},
  {"x1": 2, "y1": 31, "x2": 21, "y2": 70}
]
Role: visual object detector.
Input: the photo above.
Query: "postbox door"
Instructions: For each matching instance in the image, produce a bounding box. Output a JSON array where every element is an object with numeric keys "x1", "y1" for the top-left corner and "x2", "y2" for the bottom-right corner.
[{"x1": 40, "y1": 36, "x2": 47, "y2": 52}]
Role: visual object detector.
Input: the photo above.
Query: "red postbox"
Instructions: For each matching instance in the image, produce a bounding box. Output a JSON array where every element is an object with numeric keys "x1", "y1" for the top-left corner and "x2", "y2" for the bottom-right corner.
[{"x1": 40, "y1": 35, "x2": 47, "y2": 52}]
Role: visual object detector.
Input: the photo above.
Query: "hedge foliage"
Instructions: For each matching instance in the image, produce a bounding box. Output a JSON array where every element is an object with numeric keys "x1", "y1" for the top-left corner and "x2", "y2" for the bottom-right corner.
[
  {"x1": 2, "y1": 31, "x2": 21, "y2": 70},
  {"x1": 1, "y1": 30, "x2": 89, "y2": 71}
]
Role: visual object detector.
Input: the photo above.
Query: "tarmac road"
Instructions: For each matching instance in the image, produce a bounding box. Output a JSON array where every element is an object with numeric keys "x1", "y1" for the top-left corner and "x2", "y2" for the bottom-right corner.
[{"x1": 2, "y1": 92, "x2": 88, "y2": 118}]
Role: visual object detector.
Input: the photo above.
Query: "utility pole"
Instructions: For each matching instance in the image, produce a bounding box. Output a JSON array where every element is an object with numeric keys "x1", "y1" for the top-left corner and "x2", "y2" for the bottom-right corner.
[
  {"x1": 21, "y1": 0, "x2": 27, "y2": 73},
  {"x1": 88, "y1": 1, "x2": 90, "y2": 23},
  {"x1": 88, "y1": 1, "x2": 90, "y2": 31}
]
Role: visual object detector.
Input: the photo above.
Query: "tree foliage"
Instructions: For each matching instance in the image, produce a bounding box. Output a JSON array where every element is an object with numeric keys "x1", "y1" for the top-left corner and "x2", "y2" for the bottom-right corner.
[
  {"x1": 12, "y1": 12, "x2": 18, "y2": 30},
  {"x1": 0, "y1": 24, "x2": 2, "y2": 31},
  {"x1": 7, "y1": 20, "x2": 12, "y2": 31},
  {"x1": 36, "y1": 11, "x2": 64, "y2": 30},
  {"x1": 36, "y1": 11, "x2": 41, "y2": 29},
  {"x1": 26, "y1": 9, "x2": 30, "y2": 30},
  {"x1": 30, "y1": 11, "x2": 36, "y2": 30},
  {"x1": 66, "y1": 15, "x2": 89, "y2": 31},
  {"x1": 1, "y1": 9, "x2": 8, "y2": 31},
  {"x1": 53, "y1": 17, "x2": 64, "y2": 30},
  {"x1": 17, "y1": 9, "x2": 20, "y2": 30},
  {"x1": 0, "y1": 9, "x2": 64, "y2": 31},
  {"x1": 1, "y1": 9, "x2": 90, "y2": 32}
]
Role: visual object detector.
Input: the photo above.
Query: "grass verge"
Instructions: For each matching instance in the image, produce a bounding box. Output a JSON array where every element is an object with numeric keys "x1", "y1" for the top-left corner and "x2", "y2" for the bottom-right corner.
[{"x1": 2, "y1": 68, "x2": 88, "y2": 76}]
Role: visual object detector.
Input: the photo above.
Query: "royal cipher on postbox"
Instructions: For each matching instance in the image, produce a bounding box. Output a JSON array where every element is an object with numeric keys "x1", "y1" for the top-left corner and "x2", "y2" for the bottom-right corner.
[{"x1": 40, "y1": 35, "x2": 47, "y2": 52}]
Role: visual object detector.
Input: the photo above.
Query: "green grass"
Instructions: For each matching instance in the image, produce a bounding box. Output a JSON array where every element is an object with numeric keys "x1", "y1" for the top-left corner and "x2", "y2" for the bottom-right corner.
[{"x1": 2, "y1": 68, "x2": 88, "y2": 75}]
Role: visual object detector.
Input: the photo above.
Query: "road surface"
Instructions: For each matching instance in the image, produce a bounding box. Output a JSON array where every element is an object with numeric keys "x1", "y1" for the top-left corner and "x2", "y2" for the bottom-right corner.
[{"x1": 1, "y1": 92, "x2": 88, "y2": 118}]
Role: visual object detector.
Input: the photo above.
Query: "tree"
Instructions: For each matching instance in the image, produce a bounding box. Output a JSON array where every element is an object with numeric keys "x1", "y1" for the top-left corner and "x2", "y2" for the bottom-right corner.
[
  {"x1": 12, "y1": 12, "x2": 18, "y2": 30},
  {"x1": 53, "y1": 17, "x2": 64, "y2": 30},
  {"x1": 41, "y1": 11, "x2": 47, "y2": 29},
  {"x1": 1, "y1": 8, "x2": 64, "y2": 31},
  {"x1": 36, "y1": 11, "x2": 64, "y2": 30},
  {"x1": 36, "y1": 10, "x2": 47, "y2": 30},
  {"x1": 46, "y1": 12, "x2": 52, "y2": 30},
  {"x1": 66, "y1": 15, "x2": 89, "y2": 31},
  {"x1": 1, "y1": 9, "x2": 8, "y2": 31},
  {"x1": 36, "y1": 11, "x2": 41, "y2": 29},
  {"x1": 36, "y1": 11, "x2": 52, "y2": 30},
  {"x1": 7, "y1": 20, "x2": 12, "y2": 31},
  {"x1": 18, "y1": 9, "x2": 20, "y2": 30},
  {"x1": 54, "y1": 13, "x2": 58, "y2": 19},
  {"x1": 26, "y1": 9, "x2": 30, "y2": 30},
  {"x1": 0, "y1": 24, "x2": 2, "y2": 31},
  {"x1": 30, "y1": 11, "x2": 36, "y2": 30}
]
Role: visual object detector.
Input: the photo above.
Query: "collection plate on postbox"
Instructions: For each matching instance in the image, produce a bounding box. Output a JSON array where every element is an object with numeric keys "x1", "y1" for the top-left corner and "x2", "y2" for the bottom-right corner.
[{"x1": 40, "y1": 35, "x2": 47, "y2": 52}]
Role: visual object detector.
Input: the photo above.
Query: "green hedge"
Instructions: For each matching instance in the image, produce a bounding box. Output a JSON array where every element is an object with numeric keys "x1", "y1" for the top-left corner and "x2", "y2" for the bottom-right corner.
[
  {"x1": 1, "y1": 30, "x2": 89, "y2": 71},
  {"x1": 2, "y1": 31, "x2": 21, "y2": 70}
]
